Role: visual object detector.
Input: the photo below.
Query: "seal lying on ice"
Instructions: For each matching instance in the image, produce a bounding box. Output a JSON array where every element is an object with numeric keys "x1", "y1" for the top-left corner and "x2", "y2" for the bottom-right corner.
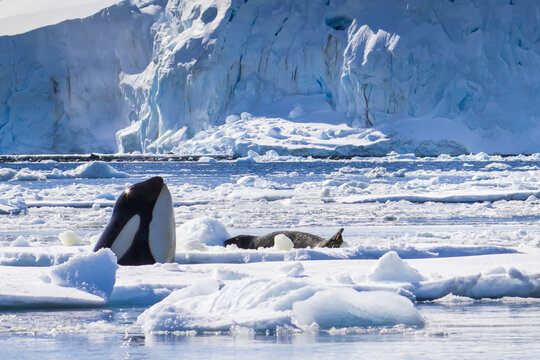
[{"x1": 224, "y1": 228, "x2": 344, "y2": 249}]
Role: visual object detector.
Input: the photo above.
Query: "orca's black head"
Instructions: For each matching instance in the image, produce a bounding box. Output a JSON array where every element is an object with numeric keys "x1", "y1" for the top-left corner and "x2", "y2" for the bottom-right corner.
[
  {"x1": 124, "y1": 176, "x2": 164, "y2": 204},
  {"x1": 93, "y1": 176, "x2": 171, "y2": 265}
]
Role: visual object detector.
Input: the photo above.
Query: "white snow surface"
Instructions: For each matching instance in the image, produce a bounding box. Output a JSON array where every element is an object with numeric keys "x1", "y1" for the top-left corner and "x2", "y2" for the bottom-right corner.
[
  {"x1": 136, "y1": 278, "x2": 425, "y2": 333},
  {"x1": 48, "y1": 248, "x2": 118, "y2": 300},
  {"x1": 368, "y1": 251, "x2": 426, "y2": 283},
  {"x1": 176, "y1": 216, "x2": 231, "y2": 250},
  {"x1": 2, "y1": 0, "x2": 540, "y2": 155}
]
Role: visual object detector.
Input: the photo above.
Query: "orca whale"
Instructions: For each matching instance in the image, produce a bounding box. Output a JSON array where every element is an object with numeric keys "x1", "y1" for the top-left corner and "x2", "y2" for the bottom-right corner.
[
  {"x1": 224, "y1": 228, "x2": 344, "y2": 249},
  {"x1": 93, "y1": 176, "x2": 176, "y2": 265}
]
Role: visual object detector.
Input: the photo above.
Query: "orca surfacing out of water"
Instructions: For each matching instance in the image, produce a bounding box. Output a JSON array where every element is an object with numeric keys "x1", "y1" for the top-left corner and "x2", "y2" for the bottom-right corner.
[
  {"x1": 93, "y1": 176, "x2": 176, "y2": 265},
  {"x1": 224, "y1": 228, "x2": 344, "y2": 249}
]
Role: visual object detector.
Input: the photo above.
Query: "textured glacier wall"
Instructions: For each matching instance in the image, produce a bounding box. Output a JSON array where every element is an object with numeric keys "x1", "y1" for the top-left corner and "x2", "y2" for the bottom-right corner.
[
  {"x1": 118, "y1": 0, "x2": 540, "y2": 154},
  {"x1": 2, "y1": 0, "x2": 540, "y2": 154},
  {"x1": 0, "y1": 1, "x2": 156, "y2": 153}
]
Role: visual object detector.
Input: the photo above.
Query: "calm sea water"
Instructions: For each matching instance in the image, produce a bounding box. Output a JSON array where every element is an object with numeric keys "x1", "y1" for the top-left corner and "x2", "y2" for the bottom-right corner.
[{"x1": 2, "y1": 302, "x2": 540, "y2": 359}]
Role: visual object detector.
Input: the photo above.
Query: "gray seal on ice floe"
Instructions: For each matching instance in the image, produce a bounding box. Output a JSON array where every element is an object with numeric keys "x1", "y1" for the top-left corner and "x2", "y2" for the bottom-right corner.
[
  {"x1": 93, "y1": 176, "x2": 176, "y2": 265},
  {"x1": 224, "y1": 228, "x2": 344, "y2": 249}
]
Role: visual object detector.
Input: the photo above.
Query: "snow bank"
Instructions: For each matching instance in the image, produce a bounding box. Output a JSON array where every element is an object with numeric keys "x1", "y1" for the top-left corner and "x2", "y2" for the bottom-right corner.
[
  {"x1": 174, "y1": 244, "x2": 517, "y2": 264},
  {"x1": 0, "y1": 265, "x2": 107, "y2": 309},
  {"x1": 413, "y1": 267, "x2": 540, "y2": 301},
  {"x1": 171, "y1": 117, "x2": 390, "y2": 157},
  {"x1": 137, "y1": 278, "x2": 424, "y2": 333},
  {"x1": 362, "y1": 252, "x2": 540, "y2": 301},
  {"x1": 368, "y1": 251, "x2": 425, "y2": 283},
  {"x1": 0, "y1": 242, "x2": 517, "y2": 267},
  {"x1": 0, "y1": 246, "x2": 84, "y2": 267},
  {"x1": 176, "y1": 217, "x2": 231, "y2": 250},
  {"x1": 48, "y1": 248, "x2": 118, "y2": 300}
]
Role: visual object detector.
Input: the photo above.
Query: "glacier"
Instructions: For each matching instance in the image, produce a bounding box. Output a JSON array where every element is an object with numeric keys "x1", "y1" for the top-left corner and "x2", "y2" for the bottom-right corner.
[{"x1": 1, "y1": 0, "x2": 540, "y2": 155}]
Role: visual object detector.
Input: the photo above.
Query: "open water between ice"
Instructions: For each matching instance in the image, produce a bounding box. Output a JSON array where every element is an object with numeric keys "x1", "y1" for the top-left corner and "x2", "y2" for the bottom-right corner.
[{"x1": 2, "y1": 302, "x2": 540, "y2": 359}]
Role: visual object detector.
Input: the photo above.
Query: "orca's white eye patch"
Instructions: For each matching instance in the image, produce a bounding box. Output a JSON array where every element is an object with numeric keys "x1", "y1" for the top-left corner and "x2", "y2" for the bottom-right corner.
[
  {"x1": 149, "y1": 185, "x2": 176, "y2": 263},
  {"x1": 110, "y1": 215, "x2": 140, "y2": 260}
]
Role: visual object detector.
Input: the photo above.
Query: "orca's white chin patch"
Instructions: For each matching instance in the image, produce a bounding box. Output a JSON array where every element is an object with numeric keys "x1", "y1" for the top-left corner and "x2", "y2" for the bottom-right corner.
[
  {"x1": 110, "y1": 214, "x2": 140, "y2": 260},
  {"x1": 149, "y1": 184, "x2": 176, "y2": 263}
]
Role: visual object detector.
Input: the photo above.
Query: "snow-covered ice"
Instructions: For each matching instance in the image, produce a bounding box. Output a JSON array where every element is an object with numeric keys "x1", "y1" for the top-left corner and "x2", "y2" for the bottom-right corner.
[
  {"x1": 0, "y1": 157, "x2": 538, "y2": 358},
  {"x1": 0, "y1": 157, "x2": 539, "y2": 331},
  {"x1": 136, "y1": 277, "x2": 425, "y2": 333}
]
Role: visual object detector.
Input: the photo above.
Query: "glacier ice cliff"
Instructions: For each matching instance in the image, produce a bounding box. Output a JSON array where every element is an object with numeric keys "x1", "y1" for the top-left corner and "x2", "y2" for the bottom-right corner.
[
  {"x1": 0, "y1": 0, "x2": 157, "y2": 153},
  {"x1": 1, "y1": 0, "x2": 540, "y2": 155}
]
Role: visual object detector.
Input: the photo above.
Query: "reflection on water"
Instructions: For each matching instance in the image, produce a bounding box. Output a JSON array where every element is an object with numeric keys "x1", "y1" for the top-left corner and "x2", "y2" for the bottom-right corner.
[{"x1": 2, "y1": 302, "x2": 540, "y2": 359}]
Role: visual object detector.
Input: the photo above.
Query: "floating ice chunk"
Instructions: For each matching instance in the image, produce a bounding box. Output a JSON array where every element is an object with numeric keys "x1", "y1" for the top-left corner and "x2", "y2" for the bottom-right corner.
[
  {"x1": 138, "y1": 278, "x2": 424, "y2": 333},
  {"x1": 12, "y1": 168, "x2": 47, "y2": 181},
  {"x1": 246, "y1": 150, "x2": 261, "y2": 159},
  {"x1": 368, "y1": 251, "x2": 426, "y2": 283},
  {"x1": 11, "y1": 236, "x2": 30, "y2": 247},
  {"x1": 0, "y1": 198, "x2": 27, "y2": 214},
  {"x1": 274, "y1": 234, "x2": 294, "y2": 251},
  {"x1": 176, "y1": 217, "x2": 230, "y2": 249},
  {"x1": 414, "y1": 267, "x2": 540, "y2": 301},
  {"x1": 386, "y1": 152, "x2": 417, "y2": 160},
  {"x1": 49, "y1": 248, "x2": 118, "y2": 300},
  {"x1": 474, "y1": 152, "x2": 491, "y2": 161},
  {"x1": 0, "y1": 168, "x2": 16, "y2": 181},
  {"x1": 485, "y1": 163, "x2": 511, "y2": 170},
  {"x1": 63, "y1": 161, "x2": 128, "y2": 178},
  {"x1": 293, "y1": 289, "x2": 425, "y2": 329},
  {"x1": 137, "y1": 279, "x2": 221, "y2": 333},
  {"x1": 198, "y1": 156, "x2": 217, "y2": 163},
  {"x1": 59, "y1": 230, "x2": 84, "y2": 246},
  {"x1": 236, "y1": 175, "x2": 258, "y2": 187}
]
